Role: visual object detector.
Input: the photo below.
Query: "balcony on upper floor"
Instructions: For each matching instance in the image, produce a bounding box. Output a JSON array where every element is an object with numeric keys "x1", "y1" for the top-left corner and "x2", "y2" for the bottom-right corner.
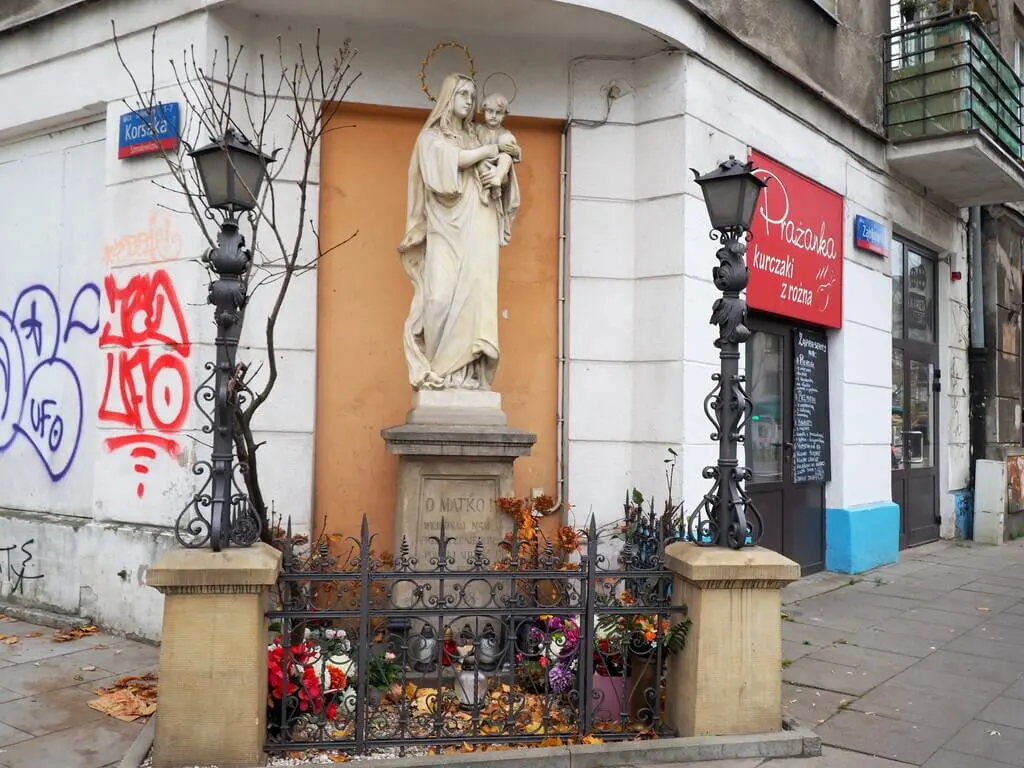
[{"x1": 885, "y1": 14, "x2": 1024, "y2": 207}]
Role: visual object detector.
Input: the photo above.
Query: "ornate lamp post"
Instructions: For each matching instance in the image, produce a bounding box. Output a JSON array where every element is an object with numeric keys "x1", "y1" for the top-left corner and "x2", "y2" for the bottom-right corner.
[
  {"x1": 687, "y1": 155, "x2": 768, "y2": 549},
  {"x1": 174, "y1": 128, "x2": 275, "y2": 552}
]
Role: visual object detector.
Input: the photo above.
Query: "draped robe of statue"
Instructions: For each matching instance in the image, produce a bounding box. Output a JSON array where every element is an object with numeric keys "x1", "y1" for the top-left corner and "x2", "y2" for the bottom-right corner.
[{"x1": 398, "y1": 73, "x2": 521, "y2": 391}]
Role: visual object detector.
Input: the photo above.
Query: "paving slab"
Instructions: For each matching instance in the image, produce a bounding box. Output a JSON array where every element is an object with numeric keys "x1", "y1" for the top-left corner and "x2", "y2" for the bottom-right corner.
[
  {"x1": 0, "y1": 721, "x2": 31, "y2": 748},
  {"x1": 912, "y1": 649, "x2": 1024, "y2": 683},
  {"x1": 782, "y1": 640, "x2": 817, "y2": 662},
  {"x1": 781, "y1": 620, "x2": 851, "y2": 648},
  {"x1": 808, "y1": 643, "x2": 918, "y2": 676},
  {"x1": 976, "y1": 697, "x2": 1024, "y2": 731},
  {"x1": 928, "y1": 589, "x2": 1020, "y2": 614},
  {"x1": 0, "y1": 618, "x2": 153, "y2": 768},
  {"x1": 969, "y1": 624, "x2": 1024, "y2": 646},
  {"x1": 1004, "y1": 677, "x2": 1024, "y2": 700},
  {"x1": 944, "y1": 635, "x2": 1024, "y2": 663},
  {"x1": 782, "y1": 656, "x2": 891, "y2": 696},
  {"x1": 0, "y1": 684, "x2": 109, "y2": 736},
  {"x1": 843, "y1": 625, "x2": 950, "y2": 658},
  {"x1": 771, "y1": 540, "x2": 1024, "y2": 767},
  {"x1": 0, "y1": 717, "x2": 142, "y2": 768},
  {"x1": 922, "y1": 749, "x2": 1020, "y2": 768},
  {"x1": 957, "y1": 581, "x2": 1024, "y2": 598},
  {"x1": 882, "y1": 666, "x2": 1008, "y2": 699},
  {"x1": 781, "y1": 684, "x2": 849, "y2": 727},
  {"x1": 0, "y1": 651, "x2": 114, "y2": 696},
  {"x1": 848, "y1": 680, "x2": 994, "y2": 728},
  {"x1": 985, "y1": 611, "x2": 1024, "y2": 630},
  {"x1": 814, "y1": 710, "x2": 950, "y2": 765},
  {"x1": 902, "y1": 606, "x2": 990, "y2": 630},
  {"x1": 766, "y1": 746, "x2": 911, "y2": 766},
  {"x1": 944, "y1": 719, "x2": 1024, "y2": 766}
]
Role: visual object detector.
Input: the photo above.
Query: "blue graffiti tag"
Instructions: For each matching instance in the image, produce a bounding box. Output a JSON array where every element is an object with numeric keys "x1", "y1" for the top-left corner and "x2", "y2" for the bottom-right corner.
[{"x1": 0, "y1": 283, "x2": 101, "y2": 480}]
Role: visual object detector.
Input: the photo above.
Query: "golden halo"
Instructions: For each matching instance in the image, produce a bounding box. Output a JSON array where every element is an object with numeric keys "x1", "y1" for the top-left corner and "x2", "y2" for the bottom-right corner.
[
  {"x1": 482, "y1": 72, "x2": 518, "y2": 106},
  {"x1": 419, "y1": 41, "x2": 477, "y2": 103}
]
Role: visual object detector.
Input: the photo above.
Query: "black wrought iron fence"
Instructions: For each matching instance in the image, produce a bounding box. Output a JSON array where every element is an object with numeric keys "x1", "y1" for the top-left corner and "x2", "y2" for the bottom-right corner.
[{"x1": 264, "y1": 501, "x2": 689, "y2": 756}]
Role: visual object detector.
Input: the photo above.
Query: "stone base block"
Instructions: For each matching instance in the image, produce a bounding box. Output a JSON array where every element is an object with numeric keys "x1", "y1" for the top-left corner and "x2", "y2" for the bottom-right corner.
[
  {"x1": 147, "y1": 544, "x2": 282, "y2": 768},
  {"x1": 664, "y1": 543, "x2": 800, "y2": 738},
  {"x1": 406, "y1": 389, "x2": 507, "y2": 426},
  {"x1": 825, "y1": 502, "x2": 900, "y2": 573},
  {"x1": 382, "y1": 423, "x2": 536, "y2": 572}
]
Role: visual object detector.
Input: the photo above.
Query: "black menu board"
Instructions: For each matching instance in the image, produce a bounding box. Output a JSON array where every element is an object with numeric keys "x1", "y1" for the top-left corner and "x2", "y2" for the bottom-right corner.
[{"x1": 792, "y1": 328, "x2": 831, "y2": 485}]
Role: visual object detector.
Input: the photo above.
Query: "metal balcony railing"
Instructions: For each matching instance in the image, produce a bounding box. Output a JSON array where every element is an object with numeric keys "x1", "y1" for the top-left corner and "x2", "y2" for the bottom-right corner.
[{"x1": 886, "y1": 15, "x2": 1024, "y2": 161}]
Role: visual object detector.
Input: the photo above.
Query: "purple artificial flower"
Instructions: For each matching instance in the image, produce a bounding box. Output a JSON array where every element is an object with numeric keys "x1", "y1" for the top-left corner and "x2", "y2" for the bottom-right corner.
[{"x1": 548, "y1": 662, "x2": 574, "y2": 695}]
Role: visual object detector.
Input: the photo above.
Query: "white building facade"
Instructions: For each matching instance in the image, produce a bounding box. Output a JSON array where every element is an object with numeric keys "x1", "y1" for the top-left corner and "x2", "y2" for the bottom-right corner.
[{"x1": 0, "y1": 0, "x2": 982, "y2": 639}]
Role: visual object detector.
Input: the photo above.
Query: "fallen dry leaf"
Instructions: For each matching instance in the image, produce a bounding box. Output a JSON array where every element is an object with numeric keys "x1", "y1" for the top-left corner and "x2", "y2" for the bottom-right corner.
[
  {"x1": 2, "y1": 636, "x2": 20, "y2": 646},
  {"x1": 52, "y1": 625, "x2": 98, "y2": 643},
  {"x1": 0, "y1": 615, "x2": 8, "y2": 620},
  {"x1": 412, "y1": 687, "x2": 437, "y2": 716},
  {"x1": 539, "y1": 737, "x2": 563, "y2": 747},
  {"x1": 88, "y1": 673, "x2": 158, "y2": 722},
  {"x1": 329, "y1": 756, "x2": 349, "y2": 763},
  {"x1": 25, "y1": 632, "x2": 43, "y2": 638}
]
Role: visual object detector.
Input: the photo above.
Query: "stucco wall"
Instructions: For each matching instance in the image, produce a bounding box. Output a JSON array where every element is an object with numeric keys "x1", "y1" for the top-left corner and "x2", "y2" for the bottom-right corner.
[
  {"x1": 0, "y1": 0, "x2": 973, "y2": 635},
  {"x1": 683, "y1": 0, "x2": 888, "y2": 131},
  {"x1": 0, "y1": 0, "x2": 93, "y2": 35}
]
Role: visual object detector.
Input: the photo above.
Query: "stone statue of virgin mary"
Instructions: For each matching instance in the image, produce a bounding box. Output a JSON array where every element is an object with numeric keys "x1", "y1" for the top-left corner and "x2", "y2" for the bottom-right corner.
[{"x1": 397, "y1": 72, "x2": 521, "y2": 391}]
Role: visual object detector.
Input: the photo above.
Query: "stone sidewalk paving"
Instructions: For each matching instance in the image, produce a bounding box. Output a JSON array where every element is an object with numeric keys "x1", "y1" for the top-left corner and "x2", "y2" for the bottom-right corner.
[
  {"x1": 0, "y1": 615, "x2": 158, "y2": 768},
  {"x1": 776, "y1": 537, "x2": 1024, "y2": 767},
  {"x1": 5, "y1": 537, "x2": 1024, "y2": 767}
]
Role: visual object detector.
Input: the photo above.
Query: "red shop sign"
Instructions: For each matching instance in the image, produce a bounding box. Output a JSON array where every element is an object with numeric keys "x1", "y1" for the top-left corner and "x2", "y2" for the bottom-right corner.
[{"x1": 747, "y1": 151, "x2": 844, "y2": 329}]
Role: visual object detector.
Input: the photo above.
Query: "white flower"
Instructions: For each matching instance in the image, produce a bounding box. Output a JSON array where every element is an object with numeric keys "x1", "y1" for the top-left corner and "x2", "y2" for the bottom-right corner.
[{"x1": 385, "y1": 651, "x2": 396, "y2": 662}]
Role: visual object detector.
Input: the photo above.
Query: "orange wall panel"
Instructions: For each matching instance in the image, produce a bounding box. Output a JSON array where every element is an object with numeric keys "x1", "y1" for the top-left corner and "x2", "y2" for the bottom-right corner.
[{"x1": 315, "y1": 103, "x2": 562, "y2": 549}]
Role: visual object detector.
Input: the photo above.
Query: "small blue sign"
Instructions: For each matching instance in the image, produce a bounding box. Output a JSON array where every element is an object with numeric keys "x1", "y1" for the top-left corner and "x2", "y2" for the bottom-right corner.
[
  {"x1": 118, "y1": 103, "x2": 180, "y2": 159},
  {"x1": 854, "y1": 214, "x2": 888, "y2": 257}
]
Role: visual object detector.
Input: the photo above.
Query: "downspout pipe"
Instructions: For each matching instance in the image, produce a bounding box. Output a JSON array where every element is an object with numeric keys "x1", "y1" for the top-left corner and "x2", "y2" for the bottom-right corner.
[
  {"x1": 968, "y1": 205, "x2": 987, "y2": 478},
  {"x1": 969, "y1": 206, "x2": 984, "y2": 350}
]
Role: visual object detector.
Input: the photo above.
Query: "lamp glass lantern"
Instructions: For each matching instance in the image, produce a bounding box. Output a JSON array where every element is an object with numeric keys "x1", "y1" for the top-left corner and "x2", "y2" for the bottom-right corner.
[
  {"x1": 692, "y1": 155, "x2": 768, "y2": 232},
  {"x1": 190, "y1": 128, "x2": 274, "y2": 213}
]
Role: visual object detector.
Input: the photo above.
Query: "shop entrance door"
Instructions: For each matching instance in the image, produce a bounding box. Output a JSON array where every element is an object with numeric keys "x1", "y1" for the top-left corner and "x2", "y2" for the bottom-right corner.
[
  {"x1": 745, "y1": 315, "x2": 826, "y2": 574},
  {"x1": 891, "y1": 240, "x2": 940, "y2": 548}
]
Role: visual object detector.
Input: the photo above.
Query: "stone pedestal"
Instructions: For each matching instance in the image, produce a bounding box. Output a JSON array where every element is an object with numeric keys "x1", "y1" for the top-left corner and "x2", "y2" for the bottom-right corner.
[
  {"x1": 664, "y1": 543, "x2": 800, "y2": 737},
  {"x1": 147, "y1": 544, "x2": 282, "y2": 768},
  {"x1": 382, "y1": 390, "x2": 535, "y2": 572}
]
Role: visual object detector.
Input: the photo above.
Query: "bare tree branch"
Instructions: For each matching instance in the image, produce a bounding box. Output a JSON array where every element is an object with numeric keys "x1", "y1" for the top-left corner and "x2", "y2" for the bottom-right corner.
[{"x1": 112, "y1": 21, "x2": 361, "y2": 541}]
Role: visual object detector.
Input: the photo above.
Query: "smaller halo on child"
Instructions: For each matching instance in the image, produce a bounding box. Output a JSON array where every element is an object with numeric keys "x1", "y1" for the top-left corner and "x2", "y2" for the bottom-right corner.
[{"x1": 482, "y1": 72, "x2": 518, "y2": 107}]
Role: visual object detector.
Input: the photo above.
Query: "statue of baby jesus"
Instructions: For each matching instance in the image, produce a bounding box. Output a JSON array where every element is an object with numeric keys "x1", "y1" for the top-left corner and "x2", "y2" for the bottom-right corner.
[{"x1": 475, "y1": 92, "x2": 521, "y2": 202}]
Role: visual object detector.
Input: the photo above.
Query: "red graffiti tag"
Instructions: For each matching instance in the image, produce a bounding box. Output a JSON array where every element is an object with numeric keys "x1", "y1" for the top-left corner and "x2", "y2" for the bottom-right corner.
[{"x1": 97, "y1": 270, "x2": 190, "y2": 498}]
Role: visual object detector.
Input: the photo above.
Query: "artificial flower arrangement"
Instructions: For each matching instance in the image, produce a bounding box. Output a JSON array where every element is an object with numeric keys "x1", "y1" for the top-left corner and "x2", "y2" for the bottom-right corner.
[
  {"x1": 493, "y1": 495, "x2": 580, "y2": 569},
  {"x1": 593, "y1": 595, "x2": 690, "y2": 675},
  {"x1": 515, "y1": 614, "x2": 581, "y2": 695},
  {"x1": 266, "y1": 627, "x2": 360, "y2": 736}
]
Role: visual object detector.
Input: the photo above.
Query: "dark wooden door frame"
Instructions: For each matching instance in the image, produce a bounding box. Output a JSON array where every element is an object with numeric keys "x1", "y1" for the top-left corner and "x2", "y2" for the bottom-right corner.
[
  {"x1": 746, "y1": 313, "x2": 826, "y2": 574},
  {"x1": 891, "y1": 237, "x2": 940, "y2": 549}
]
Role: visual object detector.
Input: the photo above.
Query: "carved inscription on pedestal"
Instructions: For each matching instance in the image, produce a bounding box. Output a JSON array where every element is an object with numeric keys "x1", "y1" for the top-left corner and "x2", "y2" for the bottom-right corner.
[{"x1": 417, "y1": 477, "x2": 505, "y2": 568}]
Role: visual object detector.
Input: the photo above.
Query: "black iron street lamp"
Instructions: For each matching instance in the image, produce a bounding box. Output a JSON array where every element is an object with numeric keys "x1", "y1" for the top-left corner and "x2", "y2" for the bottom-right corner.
[
  {"x1": 174, "y1": 128, "x2": 275, "y2": 552},
  {"x1": 687, "y1": 155, "x2": 768, "y2": 549}
]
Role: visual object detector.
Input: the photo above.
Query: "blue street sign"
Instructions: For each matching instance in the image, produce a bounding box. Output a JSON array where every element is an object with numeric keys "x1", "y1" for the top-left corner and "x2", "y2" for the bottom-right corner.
[
  {"x1": 118, "y1": 103, "x2": 181, "y2": 159},
  {"x1": 854, "y1": 214, "x2": 888, "y2": 257}
]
